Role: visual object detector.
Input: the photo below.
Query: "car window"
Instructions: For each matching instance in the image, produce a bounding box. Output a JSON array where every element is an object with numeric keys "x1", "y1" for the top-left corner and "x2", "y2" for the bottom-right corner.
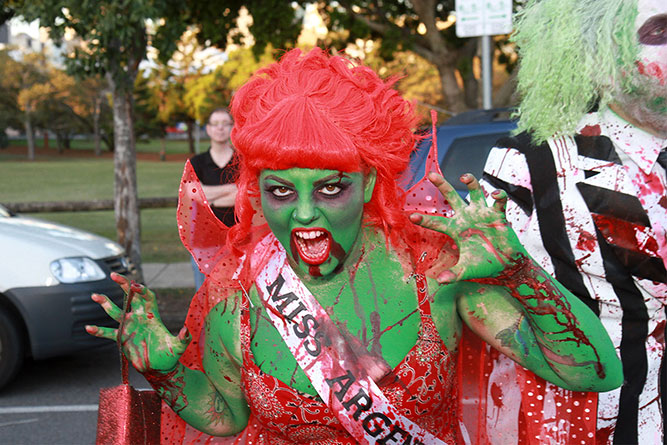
[{"x1": 440, "y1": 133, "x2": 507, "y2": 191}]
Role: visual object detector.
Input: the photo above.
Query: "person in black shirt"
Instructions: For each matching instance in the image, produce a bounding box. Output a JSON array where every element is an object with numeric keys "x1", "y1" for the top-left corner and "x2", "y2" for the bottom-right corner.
[{"x1": 188, "y1": 108, "x2": 238, "y2": 288}]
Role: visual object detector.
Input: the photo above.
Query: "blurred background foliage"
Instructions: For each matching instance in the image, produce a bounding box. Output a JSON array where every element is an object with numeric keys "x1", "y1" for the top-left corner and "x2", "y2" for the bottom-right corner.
[
  {"x1": 1, "y1": 0, "x2": 521, "y2": 155},
  {"x1": 0, "y1": 0, "x2": 521, "y2": 265}
]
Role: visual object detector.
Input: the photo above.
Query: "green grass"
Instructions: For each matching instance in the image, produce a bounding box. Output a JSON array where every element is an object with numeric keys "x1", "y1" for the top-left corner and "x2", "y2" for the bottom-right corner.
[
  {"x1": 0, "y1": 159, "x2": 192, "y2": 263},
  {"x1": 4, "y1": 136, "x2": 206, "y2": 155},
  {"x1": 0, "y1": 159, "x2": 186, "y2": 201}
]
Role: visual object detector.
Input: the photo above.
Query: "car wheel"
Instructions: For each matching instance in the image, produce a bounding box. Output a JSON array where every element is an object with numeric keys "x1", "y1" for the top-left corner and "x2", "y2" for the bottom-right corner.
[{"x1": 0, "y1": 307, "x2": 25, "y2": 390}]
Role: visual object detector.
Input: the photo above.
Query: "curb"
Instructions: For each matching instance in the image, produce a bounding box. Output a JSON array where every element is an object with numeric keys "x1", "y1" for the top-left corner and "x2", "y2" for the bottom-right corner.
[{"x1": 143, "y1": 262, "x2": 194, "y2": 289}]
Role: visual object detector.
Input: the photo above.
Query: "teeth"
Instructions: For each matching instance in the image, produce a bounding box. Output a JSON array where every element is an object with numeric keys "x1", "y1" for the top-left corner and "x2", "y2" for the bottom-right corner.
[
  {"x1": 293, "y1": 230, "x2": 329, "y2": 264},
  {"x1": 296, "y1": 230, "x2": 323, "y2": 239}
]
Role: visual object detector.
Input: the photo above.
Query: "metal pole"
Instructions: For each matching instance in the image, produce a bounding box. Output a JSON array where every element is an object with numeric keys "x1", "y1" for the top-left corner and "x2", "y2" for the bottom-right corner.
[{"x1": 481, "y1": 34, "x2": 493, "y2": 109}]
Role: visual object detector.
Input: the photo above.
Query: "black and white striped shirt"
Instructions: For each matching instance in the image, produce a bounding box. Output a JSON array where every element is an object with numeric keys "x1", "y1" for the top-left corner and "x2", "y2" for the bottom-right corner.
[{"x1": 481, "y1": 108, "x2": 667, "y2": 444}]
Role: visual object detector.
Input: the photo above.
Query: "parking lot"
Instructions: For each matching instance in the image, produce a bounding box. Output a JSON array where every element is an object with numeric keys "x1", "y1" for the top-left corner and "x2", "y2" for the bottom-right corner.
[{"x1": 0, "y1": 345, "x2": 150, "y2": 444}]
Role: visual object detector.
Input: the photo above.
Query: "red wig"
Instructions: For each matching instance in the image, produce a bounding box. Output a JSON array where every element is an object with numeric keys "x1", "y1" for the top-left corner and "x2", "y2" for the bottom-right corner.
[{"x1": 228, "y1": 48, "x2": 420, "y2": 250}]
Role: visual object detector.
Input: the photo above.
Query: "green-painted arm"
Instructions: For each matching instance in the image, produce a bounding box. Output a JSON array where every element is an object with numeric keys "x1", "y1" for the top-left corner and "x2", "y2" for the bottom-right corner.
[
  {"x1": 87, "y1": 275, "x2": 249, "y2": 435},
  {"x1": 413, "y1": 172, "x2": 622, "y2": 391}
]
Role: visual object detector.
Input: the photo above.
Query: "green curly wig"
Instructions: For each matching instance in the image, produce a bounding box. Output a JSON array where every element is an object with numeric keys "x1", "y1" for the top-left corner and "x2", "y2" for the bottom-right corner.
[{"x1": 513, "y1": 0, "x2": 639, "y2": 142}]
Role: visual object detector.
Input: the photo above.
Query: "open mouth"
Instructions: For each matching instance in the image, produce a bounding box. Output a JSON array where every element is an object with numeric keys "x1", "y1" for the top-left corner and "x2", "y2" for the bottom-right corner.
[{"x1": 292, "y1": 228, "x2": 331, "y2": 265}]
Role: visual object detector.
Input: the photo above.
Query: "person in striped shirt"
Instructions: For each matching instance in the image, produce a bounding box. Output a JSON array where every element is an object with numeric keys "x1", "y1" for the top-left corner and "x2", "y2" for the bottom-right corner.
[{"x1": 481, "y1": 0, "x2": 667, "y2": 443}]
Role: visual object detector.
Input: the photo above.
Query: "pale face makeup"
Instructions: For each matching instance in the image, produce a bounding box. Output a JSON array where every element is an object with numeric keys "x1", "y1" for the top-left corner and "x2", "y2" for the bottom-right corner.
[
  {"x1": 635, "y1": 0, "x2": 667, "y2": 86},
  {"x1": 613, "y1": 0, "x2": 667, "y2": 136}
]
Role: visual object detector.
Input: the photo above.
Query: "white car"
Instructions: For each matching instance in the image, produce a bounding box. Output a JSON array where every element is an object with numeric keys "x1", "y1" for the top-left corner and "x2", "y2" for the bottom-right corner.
[{"x1": 0, "y1": 204, "x2": 130, "y2": 389}]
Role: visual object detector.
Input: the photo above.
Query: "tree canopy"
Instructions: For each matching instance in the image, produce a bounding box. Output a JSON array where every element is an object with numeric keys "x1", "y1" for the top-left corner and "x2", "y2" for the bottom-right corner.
[
  {"x1": 8, "y1": 0, "x2": 196, "y2": 278},
  {"x1": 183, "y1": 0, "x2": 516, "y2": 113}
]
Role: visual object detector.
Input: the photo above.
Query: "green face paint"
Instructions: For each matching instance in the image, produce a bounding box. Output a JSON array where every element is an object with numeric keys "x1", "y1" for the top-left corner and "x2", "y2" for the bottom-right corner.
[{"x1": 259, "y1": 168, "x2": 373, "y2": 278}]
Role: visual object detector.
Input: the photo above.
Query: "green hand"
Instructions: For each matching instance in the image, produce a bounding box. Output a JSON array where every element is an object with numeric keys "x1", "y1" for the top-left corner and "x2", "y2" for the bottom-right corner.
[
  {"x1": 410, "y1": 172, "x2": 526, "y2": 283},
  {"x1": 85, "y1": 273, "x2": 190, "y2": 373}
]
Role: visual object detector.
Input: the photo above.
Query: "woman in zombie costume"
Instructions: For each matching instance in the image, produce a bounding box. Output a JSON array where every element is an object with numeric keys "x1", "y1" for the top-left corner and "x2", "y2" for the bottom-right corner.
[
  {"x1": 88, "y1": 48, "x2": 622, "y2": 444},
  {"x1": 481, "y1": 0, "x2": 667, "y2": 443}
]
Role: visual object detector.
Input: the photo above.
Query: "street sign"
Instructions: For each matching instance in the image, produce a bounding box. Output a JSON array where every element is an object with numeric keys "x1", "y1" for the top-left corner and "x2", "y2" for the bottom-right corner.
[{"x1": 455, "y1": 0, "x2": 513, "y2": 37}]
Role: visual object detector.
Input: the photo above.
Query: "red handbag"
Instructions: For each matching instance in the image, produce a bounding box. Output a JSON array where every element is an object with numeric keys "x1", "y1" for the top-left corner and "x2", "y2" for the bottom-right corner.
[{"x1": 95, "y1": 284, "x2": 161, "y2": 445}]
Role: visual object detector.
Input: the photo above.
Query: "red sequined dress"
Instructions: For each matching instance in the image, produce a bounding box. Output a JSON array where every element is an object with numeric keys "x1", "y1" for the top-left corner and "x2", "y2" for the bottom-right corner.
[{"x1": 238, "y1": 276, "x2": 460, "y2": 444}]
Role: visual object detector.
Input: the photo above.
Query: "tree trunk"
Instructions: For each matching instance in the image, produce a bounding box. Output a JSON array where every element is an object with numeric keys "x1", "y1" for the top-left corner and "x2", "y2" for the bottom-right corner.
[
  {"x1": 103, "y1": 133, "x2": 114, "y2": 152},
  {"x1": 460, "y1": 39, "x2": 480, "y2": 109},
  {"x1": 109, "y1": 80, "x2": 143, "y2": 282},
  {"x1": 436, "y1": 62, "x2": 468, "y2": 114},
  {"x1": 24, "y1": 106, "x2": 35, "y2": 161},
  {"x1": 93, "y1": 98, "x2": 102, "y2": 156},
  {"x1": 410, "y1": 0, "x2": 470, "y2": 114},
  {"x1": 56, "y1": 132, "x2": 64, "y2": 153},
  {"x1": 494, "y1": 69, "x2": 518, "y2": 107},
  {"x1": 186, "y1": 119, "x2": 195, "y2": 154}
]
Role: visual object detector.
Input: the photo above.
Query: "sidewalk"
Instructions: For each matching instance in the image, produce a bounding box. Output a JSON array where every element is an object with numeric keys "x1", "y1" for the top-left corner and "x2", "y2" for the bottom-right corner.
[{"x1": 143, "y1": 262, "x2": 194, "y2": 289}]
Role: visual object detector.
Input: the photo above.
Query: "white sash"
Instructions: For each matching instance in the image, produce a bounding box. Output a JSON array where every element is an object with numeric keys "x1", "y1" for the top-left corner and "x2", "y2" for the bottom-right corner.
[{"x1": 253, "y1": 240, "x2": 447, "y2": 445}]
